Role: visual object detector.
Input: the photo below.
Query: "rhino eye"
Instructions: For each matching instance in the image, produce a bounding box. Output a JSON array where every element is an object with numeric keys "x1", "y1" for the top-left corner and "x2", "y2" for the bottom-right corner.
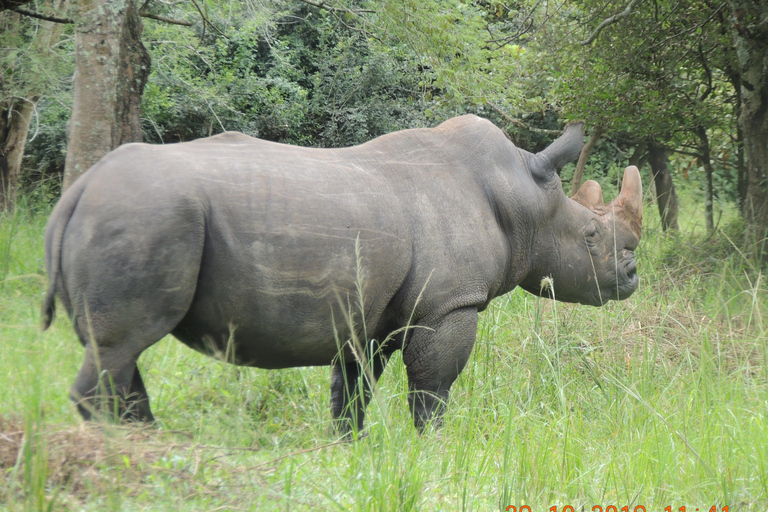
[{"x1": 583, "y1": 222, "x2": 599, "y2": 247}]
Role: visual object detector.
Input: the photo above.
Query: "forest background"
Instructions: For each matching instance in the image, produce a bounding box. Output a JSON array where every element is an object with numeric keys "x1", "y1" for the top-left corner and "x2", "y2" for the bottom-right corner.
[
  {"x1": 2, "y1": 1, "x2": 768, "y2": 511},
  {"x1": 2, "y1": 0, "x2": 767, "y2": 239}
]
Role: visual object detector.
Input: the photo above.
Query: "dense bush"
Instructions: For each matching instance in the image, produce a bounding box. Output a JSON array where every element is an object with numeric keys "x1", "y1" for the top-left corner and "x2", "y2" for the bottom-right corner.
[{"x1": 140, "y1": 6, "x2": 444, "y2": 148}]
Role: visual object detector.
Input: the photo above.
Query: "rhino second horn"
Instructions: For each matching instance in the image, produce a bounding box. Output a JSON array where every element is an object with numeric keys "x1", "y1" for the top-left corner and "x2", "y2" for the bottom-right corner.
[
  {"x1": 608, "y1": 166, "x2": 643, "y2": 237},
  {"x1": 614, "y1": 166, "x2": 643, "y2": 215},
  {"x1": 572, "y1": 180, "x2": 604, "y2": 209}
]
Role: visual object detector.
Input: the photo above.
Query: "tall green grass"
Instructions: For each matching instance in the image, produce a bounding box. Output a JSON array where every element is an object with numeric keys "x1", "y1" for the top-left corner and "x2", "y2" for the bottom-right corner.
[{"x1": 1, "y1": 198, "x2": 766, "y2": 511}]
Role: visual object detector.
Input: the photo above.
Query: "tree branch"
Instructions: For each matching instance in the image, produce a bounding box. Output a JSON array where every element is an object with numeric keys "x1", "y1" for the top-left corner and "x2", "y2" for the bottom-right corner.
[
  {"x1": 697, "y1": 42, "x2": 714, "y2": 102},
  {"x1": 9, "y1": 1, "x2": 371, "y2": 34},
  {"x1": 11, "y1": 7, "x2": 71, "y2": 23},
  {"x1": 11, "y1": 6, "x2": 194, "y2": 27},
  {"x1": 188, "y1": 0, "x2": 229, "y2": 39},
  {"x1": 486, "y1": 102, "x2": 563, "y2": 135},
  {"x1": 296, "y1": 0, "x2": 375, "y2": 14},
  {"x1": 571, "y1": 125, "x2": 603, "y2": 195},
  {"x1": 141, "y1": 12, "x2": 192, "y2": 26},
  {"x1": 580, "y1": 0, "x2": 643, "y2": 45}
]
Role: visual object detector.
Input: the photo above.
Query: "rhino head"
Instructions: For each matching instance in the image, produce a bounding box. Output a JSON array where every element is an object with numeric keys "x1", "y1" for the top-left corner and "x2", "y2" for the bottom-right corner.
[{"x1": 519, "y1": 123, "x2": 643, "y2": 306}]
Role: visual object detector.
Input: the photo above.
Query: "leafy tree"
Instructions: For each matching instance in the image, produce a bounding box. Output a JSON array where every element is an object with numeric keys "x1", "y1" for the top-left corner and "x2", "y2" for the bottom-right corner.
[
  {"x1": 728, "y1": 0, "x2": 768, "y2": 245},
  {"x1": 530, "y1": 0, "x2": 768, "y2": 245},
  {"x1": 0, "y1": 0, "x2": 71, "y2": 210}
]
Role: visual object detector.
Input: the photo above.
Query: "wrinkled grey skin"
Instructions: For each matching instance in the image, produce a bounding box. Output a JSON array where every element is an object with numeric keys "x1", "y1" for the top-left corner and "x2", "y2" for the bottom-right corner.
[{"x1": 42, "y1": 115, "x2": 642, "y2": 433}]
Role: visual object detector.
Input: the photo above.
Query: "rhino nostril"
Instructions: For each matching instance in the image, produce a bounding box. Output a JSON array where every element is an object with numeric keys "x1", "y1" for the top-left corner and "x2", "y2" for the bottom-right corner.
[{"x1": 623, "y1": 259, "x2": 638, "y2": 282}]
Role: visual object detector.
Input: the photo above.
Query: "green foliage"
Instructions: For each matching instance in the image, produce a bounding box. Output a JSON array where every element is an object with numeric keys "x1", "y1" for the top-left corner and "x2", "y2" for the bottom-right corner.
[
  {"x1": 127, "y1": 0, "x2": 558, "y2": 150},
  {"x1": 549, "y1": 1, "x2": 732, "y2": 139},
  {"x1": 1, "y1": 10, "x2": 74, "y2": 203},
  {"x1": 140, "y1": 3, "x2": 448, "y2": 147},
  {"x1": 20, "y1": 97, "x2": 69, "y2": 207},
  {"x1": 370, "y1": 0, "x2": 501, "y2": 105},
  {"x1": 0, "y1": 10, "x2": 74, "y2": 101}
]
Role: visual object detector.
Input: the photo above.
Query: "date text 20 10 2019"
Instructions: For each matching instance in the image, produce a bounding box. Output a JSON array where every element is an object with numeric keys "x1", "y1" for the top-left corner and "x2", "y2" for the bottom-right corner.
[{"x1": 505, "y1": 507, "x2": 730, "y2": 512}]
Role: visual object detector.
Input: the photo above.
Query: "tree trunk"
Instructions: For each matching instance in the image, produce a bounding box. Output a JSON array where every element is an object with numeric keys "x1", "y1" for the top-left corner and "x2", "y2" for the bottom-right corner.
[
  {"x1": 694, "y1": 126, "x2": 716, "y2": 233},
  {"x1": 570, "y1": 125, "x2": 603, "y2": 195},
  {"x1": 647, "y1": 143, "x2": 679, "y2": 232},
  {"x1": 63, "y1": 0, "x2": 150, "y2": 191},
  {"x1": 730, "y1": 0, "x2": 768, "y2": 245},
  {"x1": 726, "y1": 68, "x2": 748, "y2": 216},
  {"x1": 0, "y1": 97, "x2": 37, "y2": 211},
  {"x1": 628, "y1": 142, "x2": 647, "y2": 169}
]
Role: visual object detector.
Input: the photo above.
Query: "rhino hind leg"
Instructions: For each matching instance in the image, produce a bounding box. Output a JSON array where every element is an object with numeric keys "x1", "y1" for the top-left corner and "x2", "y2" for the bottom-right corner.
[
  {"x1": 66, "y1": 277, "x2": 198, "y2": 424},
  {"x1": 402, "y1": 307, "x2": 478, "y2": 432},
  {"x1": 127, "y1": 365, "x2": 155, "y2": 422},
  {"x1": 70, "y1": 342, "x2": 156, "y2": 423},
  {"x1": 61, "y1": 206, "x2": 205, "y2": 423},
  {"x1": 330, "y1": 346, "x2": 391, "y2": 437}
]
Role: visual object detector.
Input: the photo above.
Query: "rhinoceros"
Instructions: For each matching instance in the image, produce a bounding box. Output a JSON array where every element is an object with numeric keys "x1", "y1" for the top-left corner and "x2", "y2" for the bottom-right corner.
[{"x1": 42, "y1": 115, "x2": 642, "y2": 433}]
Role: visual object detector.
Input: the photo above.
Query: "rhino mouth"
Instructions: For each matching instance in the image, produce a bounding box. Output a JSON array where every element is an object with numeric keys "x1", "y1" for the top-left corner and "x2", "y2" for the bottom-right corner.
[
  {"x1": 600, "y1": 254, "x2": 638, "y2": 303},
  {"x1": 619, "y1": 254, "x2": 639, "y2": 296}
]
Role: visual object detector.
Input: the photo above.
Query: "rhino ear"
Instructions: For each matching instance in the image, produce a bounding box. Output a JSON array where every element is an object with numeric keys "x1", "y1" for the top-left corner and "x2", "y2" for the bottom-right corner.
[
  {"x1": 571, "y1": 180, "x2": 604, "y2": 208},
  {"x1": 533, "y1": 122, "x2": 584, "y2": 181}
]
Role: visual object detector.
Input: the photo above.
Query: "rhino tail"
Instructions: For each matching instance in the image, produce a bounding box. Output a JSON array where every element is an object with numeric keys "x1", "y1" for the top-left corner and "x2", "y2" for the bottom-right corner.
[
  {"x1": 41, "y1": 273, "x2": 57, "y2": 330},
  {"x1": 41, "y1": 179, "x2": 86, "y2": 330}
]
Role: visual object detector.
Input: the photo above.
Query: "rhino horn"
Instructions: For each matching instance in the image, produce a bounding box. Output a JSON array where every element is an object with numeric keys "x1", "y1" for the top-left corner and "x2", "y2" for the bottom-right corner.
[
  {"x1": 607, "y1": 166, "x2": 643, "y2": 238},
  {"x1": 571, "y1": 180, "x2": 604, "y2": 208},
  {"x1": 534, "y1": 122, "x2": 585, "y2": 180},
  {"x1": 543, "y1": 121, "x2": 585, "y2": 169}
]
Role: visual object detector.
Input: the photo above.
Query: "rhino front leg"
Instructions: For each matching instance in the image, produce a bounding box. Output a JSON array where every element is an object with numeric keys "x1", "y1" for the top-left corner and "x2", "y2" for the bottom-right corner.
[
  {"x1": 403, "y1": 307, "x2": 478, "y2": 432},
  {"x1": 71, "y1": 343, "x2": 155, "y2": 423},
  {"x1": 330, "y1": 347, "x2": 390, "y2": 436}
]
